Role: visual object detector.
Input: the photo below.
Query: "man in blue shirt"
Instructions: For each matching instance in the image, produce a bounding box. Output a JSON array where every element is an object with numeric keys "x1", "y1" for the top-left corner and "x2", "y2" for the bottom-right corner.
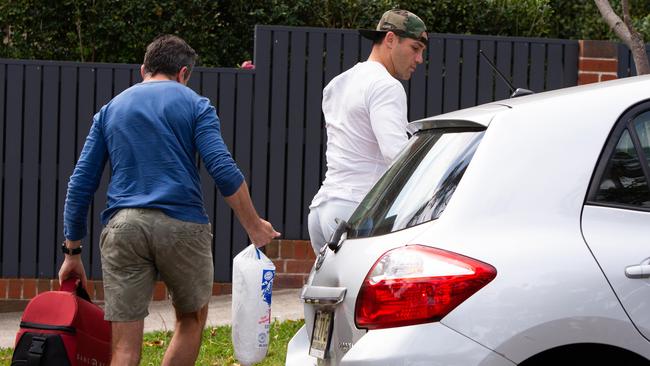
[{"x1": 58, "y1": 35, "x2": 280, "y2": 366}]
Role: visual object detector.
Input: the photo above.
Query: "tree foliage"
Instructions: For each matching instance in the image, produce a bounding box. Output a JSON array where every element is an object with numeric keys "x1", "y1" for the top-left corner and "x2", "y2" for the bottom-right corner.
[{"x1": 1, "y1": 0, "x2": 648, "y2": 67}]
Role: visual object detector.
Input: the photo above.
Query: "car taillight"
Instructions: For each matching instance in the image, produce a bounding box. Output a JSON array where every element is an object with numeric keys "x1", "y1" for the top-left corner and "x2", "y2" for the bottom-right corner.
[{"x1": 355, "y1": 245, "x2": 496, "y2": 330}]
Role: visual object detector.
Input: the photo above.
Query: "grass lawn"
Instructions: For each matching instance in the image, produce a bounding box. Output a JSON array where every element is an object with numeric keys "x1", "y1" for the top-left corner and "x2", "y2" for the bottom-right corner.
[
  {"x1": 0, "y1": 348, "x2": 9, "y2": 366},
  {"x1": 0, "y1": 319, "x2": 304, "y2": 366}
]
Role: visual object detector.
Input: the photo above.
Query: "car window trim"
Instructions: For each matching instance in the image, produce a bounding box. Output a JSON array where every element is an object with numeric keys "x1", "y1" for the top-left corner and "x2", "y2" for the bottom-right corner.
[
  {"x1": 585, "y1": 200, "x2": 650, "y2": 213},
  {"x1": 628, "y1": 116, "x2": 650, "y2": 181},
  {"x1": 585, "y1": 99, "x2": 650, "y2": 211}
]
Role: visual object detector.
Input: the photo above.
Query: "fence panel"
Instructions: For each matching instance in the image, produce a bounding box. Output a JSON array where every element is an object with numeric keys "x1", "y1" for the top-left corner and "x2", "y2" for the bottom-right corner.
[
  {"x1": 3, "y1": 64, "x2": 23, "y2": 277},
  {"x1": 232, "y1": 72, "x2": 255, "y2": 255},
  {"x1": 342, "y1": 33, "x2": 359, "y2": 71},
  {"x1": 444, "y1": 39, "x2": 462, "y2": 113},
  {"x1": 268, "y1": 31, "x2": 290, "y2": 236},
  {"x1": 529, "y1": 43, "x2": 546, "y2": 92},
  {"x1": 39, "y1": 66, "x2": 59, "y2": 277},
  {"x1": 115, "y1": 69, "x2": 131, "y2": 94},
  {"x1": 57, "y1": 66, "x2": 78, "y2": 272},
  {"x1": 564, "y1": 43, "x2": 579, "y2": 86},
  {"x1": 408, "y1": 56, "x2": 427, "y2": 121},
  {"x1": 461, "y1": 40, "x2": 479, "y2": 109},
  {"x1": 617, "y1": 43, "x2": 650, "y2": 78},
  {"x1": 512, "y1": 42, "x2": 529, "y2": 89},
  {"x1": 251, "y1": 28, "x2": 271, "y2": 220},
  {"x1": 21, "y1": 66, "x2": 41, "y2": 277},
  {"x1": 302, "y1": 32, "x2": 325, "y2": 239},
  {"x1": 427, "y1": 38, "x2": 445, "y2": 116},
  {"x1": 547, "y1": 44, "x2": 564, "y2": 90},
  {"x1": 322, "y1": 32, "x2": 342, "y2": 181},
  {"x1": 285, "y1": 30, "x2": 307, "y2": 239}
]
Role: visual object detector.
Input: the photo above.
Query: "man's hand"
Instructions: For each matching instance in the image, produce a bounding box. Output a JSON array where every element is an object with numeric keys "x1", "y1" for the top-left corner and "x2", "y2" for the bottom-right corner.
[
  {"x1": 248, "y1": 219, "x2": 281, "y2": 248},
  {"x1": 58, "y1": 240, "x2": 88, "y2": 289},
  {"x1": 224, "y1": 182, "x2": 282, "y2": 248}
]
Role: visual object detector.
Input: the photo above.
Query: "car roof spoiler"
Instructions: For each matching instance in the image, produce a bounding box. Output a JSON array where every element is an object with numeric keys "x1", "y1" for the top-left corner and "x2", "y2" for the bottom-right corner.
[{"x1": 407, "y1": 119, "x2": 486, "y2": 135}]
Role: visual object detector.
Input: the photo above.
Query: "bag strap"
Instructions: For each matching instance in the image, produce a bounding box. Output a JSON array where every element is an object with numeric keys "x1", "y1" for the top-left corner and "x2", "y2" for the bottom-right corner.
[
  {"x1": 60, "y1": 277, "x2": 92, "y2": 302},
  {"x1": 26, "y1": 335, "x2": 46, "y2": 366}
]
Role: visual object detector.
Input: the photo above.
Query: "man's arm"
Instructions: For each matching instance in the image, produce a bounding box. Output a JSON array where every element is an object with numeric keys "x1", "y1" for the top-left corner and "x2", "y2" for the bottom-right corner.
[
  {"x1": 194, "y1": 99, "x2": 280, "y2": 246},
  {"x1": 59, "y1": 113, "x2": 108, "y2": 287},
  {"x1": 368, "y1": 81, "x2": 409, "y2": 163},
  {"x1": 58, "y1": 239, "x2": 86, "y2": 288},
  {"x1": 224, "y1": 181, "x2": 281, "y2": 247}
]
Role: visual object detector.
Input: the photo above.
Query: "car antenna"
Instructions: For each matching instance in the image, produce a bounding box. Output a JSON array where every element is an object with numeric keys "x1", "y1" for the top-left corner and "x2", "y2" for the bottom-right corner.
[{"x1": 479, "y1": 49, "x2": 534, "y2": 98}]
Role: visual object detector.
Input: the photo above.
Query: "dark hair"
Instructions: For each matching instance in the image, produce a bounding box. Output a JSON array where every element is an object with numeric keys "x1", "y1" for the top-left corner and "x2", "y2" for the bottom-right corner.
[
  {"x1": 372, "y1": 32, "x2": 387, "y2": 45},
  {"x1": 372, "y1": 32, "x2": 410, "y2": 45},
  {"x1": 143, "y1": 35, "x2": 198, "y2": 77}
]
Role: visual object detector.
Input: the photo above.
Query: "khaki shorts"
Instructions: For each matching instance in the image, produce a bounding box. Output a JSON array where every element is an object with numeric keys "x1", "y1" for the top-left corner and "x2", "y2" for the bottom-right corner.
[{"x1": 100, "y1": 208, "x2": 213, "y2": 322}]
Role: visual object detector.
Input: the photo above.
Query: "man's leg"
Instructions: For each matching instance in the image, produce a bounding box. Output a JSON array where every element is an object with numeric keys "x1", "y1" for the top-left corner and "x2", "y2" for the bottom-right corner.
[
  {"x1": 161, "y1": 304, "x2": 209, "y2": 366},
  {"x1": 100, "y1": 209, "x2": 157, "y2": 366},
  {"x1": 316, "y1": 199, "x2": 358, "y2": 252},
  {"x1": 111, "y1": 320, "x2": 144, "y2": 366},
  {"x1": 152, "y1": 212, "x2": 214, "y2": 366},
  {"x1": 308, "y1": 207, "x2": 328, "y2": 255}
]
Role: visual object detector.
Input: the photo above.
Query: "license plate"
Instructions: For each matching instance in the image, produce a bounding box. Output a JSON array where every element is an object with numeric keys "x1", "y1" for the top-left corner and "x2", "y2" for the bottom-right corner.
[{"x1": 309, "y1": 310, "x2": 334, "y2": 359}]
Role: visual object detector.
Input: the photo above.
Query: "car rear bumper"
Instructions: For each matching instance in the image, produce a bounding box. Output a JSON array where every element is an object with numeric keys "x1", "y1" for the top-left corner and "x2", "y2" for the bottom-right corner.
[
  {"x1": 286, "y1": 325, "x2": 317, "y2": 366},
  {"x1": 286, "y1": 322, "x2": 516, "y2": 366}
]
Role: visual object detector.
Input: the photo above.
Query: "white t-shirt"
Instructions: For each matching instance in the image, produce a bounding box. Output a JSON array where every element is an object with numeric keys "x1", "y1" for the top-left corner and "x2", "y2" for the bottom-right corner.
[{"x1": 310, "y1": 61, "x2": 408, "y2": 208}]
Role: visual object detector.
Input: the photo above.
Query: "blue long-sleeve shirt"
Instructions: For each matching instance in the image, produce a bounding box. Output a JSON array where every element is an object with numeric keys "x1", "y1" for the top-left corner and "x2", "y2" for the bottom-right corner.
[{"x1": 64, "y1": 80, "x2": 244, "y2": 241}]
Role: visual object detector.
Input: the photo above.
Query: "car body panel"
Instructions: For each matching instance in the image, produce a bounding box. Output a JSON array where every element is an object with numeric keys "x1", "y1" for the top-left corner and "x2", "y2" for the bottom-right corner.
[
  {"x1": 408, "y1": 103, "x2": 509, "y2": 130},
  {"x1": 582, "y1": 205, "x2": 650, "y2": 341},
  {"x1": 287, "y1": 76, "x2": 650, "y2": 365},
  {"x1": 286, "y1": 325, "x2": 316, "y2": 366},
  {"x1": 340, "y1": 323, "x2": 516, "y2": 366}
]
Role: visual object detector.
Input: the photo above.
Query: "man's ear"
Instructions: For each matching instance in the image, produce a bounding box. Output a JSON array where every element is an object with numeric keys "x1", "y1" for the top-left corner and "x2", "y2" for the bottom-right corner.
[
  {"x1": 177, "y1": 66, "x2": 190, "y2": 84},
  {"x1": 140, "y1": 65, "x2": 146, "y2": 79},
  {"x1": 385, "y1": 31, "x2": 397, "y2": 49}
]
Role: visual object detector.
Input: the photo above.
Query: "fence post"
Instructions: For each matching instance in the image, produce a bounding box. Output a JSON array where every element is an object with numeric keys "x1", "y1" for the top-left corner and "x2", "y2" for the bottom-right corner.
[{"x1": 578, "y1": 40, "x2": 618, "y2": 84}]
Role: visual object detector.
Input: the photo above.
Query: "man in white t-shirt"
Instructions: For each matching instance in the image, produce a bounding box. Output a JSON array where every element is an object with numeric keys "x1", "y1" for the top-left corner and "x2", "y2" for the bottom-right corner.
[{"x1": 308, "y1": 9, "x2": 428, "y2": 254}]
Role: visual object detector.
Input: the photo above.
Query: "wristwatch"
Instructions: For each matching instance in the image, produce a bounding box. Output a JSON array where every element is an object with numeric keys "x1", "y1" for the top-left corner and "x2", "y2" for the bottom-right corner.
[{"x1": 61, "y1": 242, "x2": 82, "y2": 255}]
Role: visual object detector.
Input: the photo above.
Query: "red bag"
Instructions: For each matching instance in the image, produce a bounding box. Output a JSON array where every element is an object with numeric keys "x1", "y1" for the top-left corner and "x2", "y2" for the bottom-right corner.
[{"x1": 11, "y1": 278, "x2": 111, "y2": 366}]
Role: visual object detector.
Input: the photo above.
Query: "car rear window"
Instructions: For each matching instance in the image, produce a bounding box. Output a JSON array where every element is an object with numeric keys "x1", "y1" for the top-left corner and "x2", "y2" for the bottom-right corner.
[{"x1": 347, "y1": 127, "x2": 485, "y2": 239}]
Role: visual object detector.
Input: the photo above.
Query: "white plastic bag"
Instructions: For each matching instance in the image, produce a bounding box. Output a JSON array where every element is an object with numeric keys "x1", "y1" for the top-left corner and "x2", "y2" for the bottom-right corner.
[{"x1": 232, "y1": 244, "x2": 275, "y2": 366}]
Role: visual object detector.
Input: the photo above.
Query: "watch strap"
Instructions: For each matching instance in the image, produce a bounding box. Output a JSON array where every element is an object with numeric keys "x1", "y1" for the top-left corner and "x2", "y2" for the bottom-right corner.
[{"x1": 61, "y1": 242, "x2": 82, "y2": 255}]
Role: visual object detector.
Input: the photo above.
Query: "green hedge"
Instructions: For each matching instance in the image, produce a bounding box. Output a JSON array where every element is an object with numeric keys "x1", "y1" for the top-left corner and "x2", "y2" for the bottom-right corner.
[{"x1": 0, "y1": 0, "x2": 647, "y2": 67}]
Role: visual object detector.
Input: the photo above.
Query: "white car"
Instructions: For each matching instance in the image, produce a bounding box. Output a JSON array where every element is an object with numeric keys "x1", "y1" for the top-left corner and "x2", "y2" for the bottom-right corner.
[{"x1": 286, "y1": 75, "x2": 650, "y2": 365}]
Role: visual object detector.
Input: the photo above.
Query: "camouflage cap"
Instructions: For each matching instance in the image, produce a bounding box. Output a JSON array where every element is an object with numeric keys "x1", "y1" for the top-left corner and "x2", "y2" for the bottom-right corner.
[{"x1": 359, "y1": 9, "x2": 428, "y2": 44}]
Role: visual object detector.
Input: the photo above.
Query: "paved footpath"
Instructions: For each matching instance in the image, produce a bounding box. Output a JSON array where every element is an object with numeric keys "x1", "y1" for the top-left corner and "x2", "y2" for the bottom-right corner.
[{"x1": 0, "y1": 288, "x2": 303, "y2": 349}]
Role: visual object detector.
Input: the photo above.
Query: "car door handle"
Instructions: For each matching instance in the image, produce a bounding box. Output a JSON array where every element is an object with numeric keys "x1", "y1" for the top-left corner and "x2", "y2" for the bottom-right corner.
[{"x1": 625, "y1": 258, "x2": 650, "y2": 279}]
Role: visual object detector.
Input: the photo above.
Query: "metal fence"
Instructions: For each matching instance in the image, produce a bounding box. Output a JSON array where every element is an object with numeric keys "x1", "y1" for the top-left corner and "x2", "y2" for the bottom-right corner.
[{"x1": 0, "y1": 26, "x2": 579, "y2": 280}]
